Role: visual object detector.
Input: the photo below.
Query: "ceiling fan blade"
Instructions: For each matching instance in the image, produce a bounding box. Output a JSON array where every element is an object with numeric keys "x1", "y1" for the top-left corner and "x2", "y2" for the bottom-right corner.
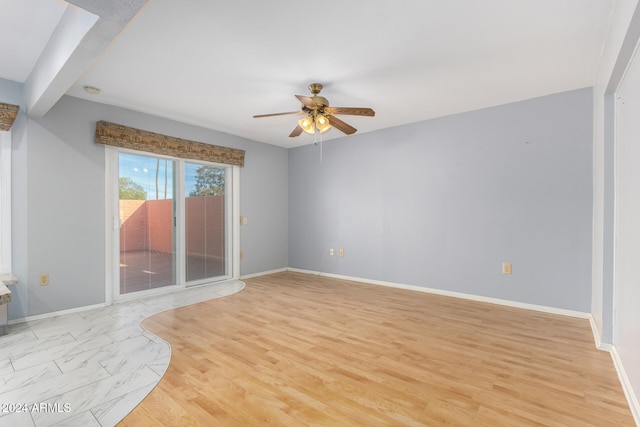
[
  {"x1": 328, "y1": 115, "x2": 357, "y2": 135},
  {"x1": 295, "y1": 95, "x2": 316, "y2": 109},
  {"x1": 325, "y1": 107, "x2": 375, "y2": 117},
  {"x1": 289, "y1": 125, "x2": 303, "y2": 137},
  {"x1": 253, "y1": 111, "x2": 300, "y2": 118}
]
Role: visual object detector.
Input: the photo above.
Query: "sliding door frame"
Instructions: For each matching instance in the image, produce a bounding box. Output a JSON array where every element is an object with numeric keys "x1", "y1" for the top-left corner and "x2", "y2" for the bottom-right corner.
[{"x1": 105, "y1": 147, "x2": 240, "y2": 304}]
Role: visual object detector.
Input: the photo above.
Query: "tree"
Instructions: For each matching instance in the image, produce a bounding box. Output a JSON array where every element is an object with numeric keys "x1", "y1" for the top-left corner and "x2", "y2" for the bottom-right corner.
[
  {"x1": 119, "y1": 177, "x2": 146, "y2": 200},
  {"x1": 189, "y1": 166, "x2": 225, "y2": 196}
]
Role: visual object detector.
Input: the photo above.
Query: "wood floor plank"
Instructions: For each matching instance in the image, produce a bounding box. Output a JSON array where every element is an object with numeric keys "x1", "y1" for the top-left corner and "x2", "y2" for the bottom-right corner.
[{"x1": 119, "y1": 271, "x2": 635, "y2": 426}]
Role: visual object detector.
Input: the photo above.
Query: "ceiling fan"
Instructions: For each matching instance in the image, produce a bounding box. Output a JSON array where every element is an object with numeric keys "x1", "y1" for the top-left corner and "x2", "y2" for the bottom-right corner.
[{"x1": 253, "y1": 83, "x2": 375, "y2": 138}]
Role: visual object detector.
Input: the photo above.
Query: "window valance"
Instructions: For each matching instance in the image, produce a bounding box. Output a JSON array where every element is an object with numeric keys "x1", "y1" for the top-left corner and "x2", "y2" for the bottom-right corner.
[
  {"x1": 0, "y1": 103, "x2": 19, "y2": 131},
  {"x1": 95, "y1": 120, "x2": 245, "y2": 167}
]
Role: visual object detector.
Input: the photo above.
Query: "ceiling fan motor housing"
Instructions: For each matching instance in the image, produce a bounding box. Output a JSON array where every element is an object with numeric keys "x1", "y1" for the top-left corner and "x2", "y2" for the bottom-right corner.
[
  {"x1": 307, "y1": 83, "x2": 329, "y2": 108},
  {"x1": 308, "y1": 83, "x2": 323, "y2": 95}
]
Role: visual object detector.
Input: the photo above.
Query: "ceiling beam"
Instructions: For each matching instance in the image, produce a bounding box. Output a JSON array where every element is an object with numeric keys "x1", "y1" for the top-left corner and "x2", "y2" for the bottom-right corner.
[{"x1": 25, "y1": 0, "x2": 149, "y2": 118}]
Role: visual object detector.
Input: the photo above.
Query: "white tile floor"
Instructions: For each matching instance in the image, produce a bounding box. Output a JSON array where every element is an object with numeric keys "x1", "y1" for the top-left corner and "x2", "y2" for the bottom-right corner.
[{"x1": 0, "y1": 280, "x2": 245, "y2": 427}]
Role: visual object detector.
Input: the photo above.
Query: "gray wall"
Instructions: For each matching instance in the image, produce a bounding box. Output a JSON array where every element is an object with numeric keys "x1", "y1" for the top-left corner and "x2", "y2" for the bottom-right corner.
[
  {"x1": 1, "y1": 79, "x2": 28, "y2": 320},
  {"x1": 289, "y1": 88, "x2": 593, "y2": 312},
  {"x1": 6, "y1": 92, "x2": 288, "y2": 319}
]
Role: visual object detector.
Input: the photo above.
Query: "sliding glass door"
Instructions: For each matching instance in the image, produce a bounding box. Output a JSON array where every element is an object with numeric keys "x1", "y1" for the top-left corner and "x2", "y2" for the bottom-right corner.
[
  {"x1": 185, "y1": 163, "x2": 228, "y2": 283},
  {"x1": 119, "y1": 153, "x2": 175, "y2": 294},
  {"x1": 113, "y1": 150, "x2": 233, "y2": 299}
]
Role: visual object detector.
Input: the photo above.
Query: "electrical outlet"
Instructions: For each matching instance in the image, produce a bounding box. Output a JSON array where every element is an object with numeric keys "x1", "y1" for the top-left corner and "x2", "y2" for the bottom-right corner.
[
  {"x1": 39, "y1": 274, "x2": 49, "y2": 286},
  {"x1": 502, "y1": 262, "x2": 512, "y2": 275},
  {"x1": 339, "y1": 248, "x2": 344, "y2": 257},
  {"x1": 329, "y1": 248, "x2": 334, "y2": 256},
  {"x1": 240, "y1": 250, "x2": 244, "y2": 260}
]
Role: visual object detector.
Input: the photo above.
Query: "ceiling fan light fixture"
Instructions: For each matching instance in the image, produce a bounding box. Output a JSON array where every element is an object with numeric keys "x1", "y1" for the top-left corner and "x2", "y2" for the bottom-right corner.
[
  {"x1": 253, "y1": 83, "x2": 375, "y2": 139},
  {"x1": 299, "y1": 116, "x2": 315, "y2": 134},
  {"x1": 315, "y1": 114, "x2": 331, "y2": 133}
]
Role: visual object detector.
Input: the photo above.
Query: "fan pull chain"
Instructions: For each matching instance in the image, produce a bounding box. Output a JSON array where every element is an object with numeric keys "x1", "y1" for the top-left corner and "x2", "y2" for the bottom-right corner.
[
  {"x1": 313, "y1": 129, "x2": 323, "y2": 163},
  {"x1": 313, "y1": 131, "x2": 323, "y2": 162}
]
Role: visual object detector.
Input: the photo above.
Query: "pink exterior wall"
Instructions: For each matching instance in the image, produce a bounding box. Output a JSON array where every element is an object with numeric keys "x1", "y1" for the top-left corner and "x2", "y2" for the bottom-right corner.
[
  {"x1": 185, "y1": 196, "x2": 225, "y2": 261},
  {"x1": 120, "y1": 196, "x2": 224, "y2": 258},
  {"x1": 147, "y1": 200, "x2": 173, "y2": 253},
  {"x1": 119, "y1": 200, "x2": 148, "y2": 253}
]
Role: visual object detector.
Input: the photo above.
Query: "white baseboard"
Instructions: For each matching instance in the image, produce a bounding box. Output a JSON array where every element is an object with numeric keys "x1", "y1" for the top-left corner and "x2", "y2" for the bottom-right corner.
[
  {"x1": 611, "y1": 346, "x2": 640, "y2": 425},
  {"x1": 588, "y1": 315, "x2": 614, "y2": 352},
  {"x1": 8, "y1": 279, "x2": 245, "y2": 325},
  {"x1": 288, "y1": 268, "x2": 591, "y2": 319},
  {"x1": 589, "y1": 318, "x2": 639, "y2": 423},
  {"x1": 8, "y1": 302, "x2": 107, "y2": 325},
  {"x1": 240, "y1": 267, "x2": 288, "y2": 280}
]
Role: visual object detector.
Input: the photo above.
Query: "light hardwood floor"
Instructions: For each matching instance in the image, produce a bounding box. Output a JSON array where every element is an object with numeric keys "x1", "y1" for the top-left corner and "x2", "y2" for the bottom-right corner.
[{"x1": 119, "y1": 271, "x2": 635, "y2": 426}]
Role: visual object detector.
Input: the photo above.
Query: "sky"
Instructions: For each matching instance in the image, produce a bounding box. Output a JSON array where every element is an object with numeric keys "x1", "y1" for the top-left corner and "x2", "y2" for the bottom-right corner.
[{"x1": 119, "y1": 152, "x2": 219, "y2": 200}]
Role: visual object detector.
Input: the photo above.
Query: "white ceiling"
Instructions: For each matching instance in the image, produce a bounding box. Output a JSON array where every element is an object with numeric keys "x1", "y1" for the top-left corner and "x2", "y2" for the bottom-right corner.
[
  {"x1": 1, "y1": 0, "x2": 615, "y2": 147},
  {"x1": 0, "y1": 0, "x2": 67, "y2": 82}
]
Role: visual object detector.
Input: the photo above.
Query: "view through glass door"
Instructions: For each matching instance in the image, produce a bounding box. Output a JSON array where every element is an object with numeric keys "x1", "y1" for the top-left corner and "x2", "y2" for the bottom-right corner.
[
  {"x1": 185, "y1": 163, "x2": 228, "y2": 283},
  {"x1": 116, "y1": 152, "x2": 231, "y2": 297},
  {"x1": 119, "y1": 153, "x2": 175, "y2": 294}
]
